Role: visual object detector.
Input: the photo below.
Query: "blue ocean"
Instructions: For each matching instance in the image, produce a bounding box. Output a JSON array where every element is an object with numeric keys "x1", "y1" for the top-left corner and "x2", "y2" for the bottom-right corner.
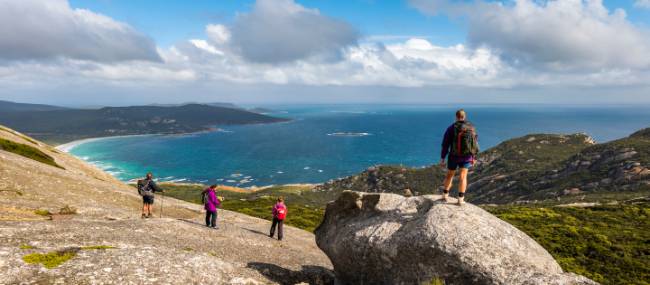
[{"x1": 65, "y1": 105, "x2": 650, "y2": 186}]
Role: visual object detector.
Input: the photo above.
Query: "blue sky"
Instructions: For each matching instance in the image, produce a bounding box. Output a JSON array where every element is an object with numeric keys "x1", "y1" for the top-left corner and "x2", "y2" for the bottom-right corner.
[
  {"x1": 68, "y1": 0, "x2": 649, "y2": 47},
  {"x1": 1, "y1": 0, "x2": 650, "y2": 105}
]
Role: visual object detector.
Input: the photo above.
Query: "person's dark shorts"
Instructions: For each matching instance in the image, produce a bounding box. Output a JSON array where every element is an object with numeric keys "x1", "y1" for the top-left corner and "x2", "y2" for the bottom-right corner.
[
  {"x1": 447, "y1": 159, "x2": 473, "y2": 170},
  {"x1": 142, "y1": 195, "x2": 154, "y2": 204}
]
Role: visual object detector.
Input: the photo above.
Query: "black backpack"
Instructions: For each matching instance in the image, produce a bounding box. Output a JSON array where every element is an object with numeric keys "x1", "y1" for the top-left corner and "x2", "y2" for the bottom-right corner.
[
  {"x1": 201, "y1": 191, "x2": 208, "y2": 205},
  {"x1": 137, "y1": 180, "x2": 154, "y2": 197},
  {"x1": 451, "y1": 121, "x2": 479, "y2": 156}
]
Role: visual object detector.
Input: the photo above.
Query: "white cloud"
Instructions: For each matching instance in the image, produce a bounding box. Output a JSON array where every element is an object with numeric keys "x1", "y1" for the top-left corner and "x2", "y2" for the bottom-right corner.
[
  {"x1": 635, "y1": 0, "x2": 650, "y2": 8},
  {"x1": 2, "y1": 0, "x2": 650, "y2": 103},
  {"x1": 0, "y1": 0, "x2": 160, "y2": 62},
  {"x1": 206, "y1": 24, "x2": 231, "y2": 46},
  {"x1": 227, "y1": 0, "x2": 359, "y2": 63},
  {"x1": 411, "y1": 0, "x2": 650, "y2": 71},
  {"x1": 189, "y1": 40, "x2": 224, "y2": 55}
]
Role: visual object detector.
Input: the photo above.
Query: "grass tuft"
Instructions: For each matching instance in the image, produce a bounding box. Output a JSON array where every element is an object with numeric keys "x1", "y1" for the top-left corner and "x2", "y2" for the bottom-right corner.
[
  {"x1": 34, "y1": 209, "x2": 51, "y2": 216},
  {"x1": 19, "y1": 244, "x2": 35, "y2": 250},
  {"x1": 23, "y1": 249, "x2": 77, "y2": 269}
]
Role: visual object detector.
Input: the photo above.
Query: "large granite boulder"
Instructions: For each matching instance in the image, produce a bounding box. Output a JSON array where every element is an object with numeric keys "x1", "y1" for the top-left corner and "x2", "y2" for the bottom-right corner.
[{"x1": 314, "y1": 191, "x2": 597, "y2": 285}]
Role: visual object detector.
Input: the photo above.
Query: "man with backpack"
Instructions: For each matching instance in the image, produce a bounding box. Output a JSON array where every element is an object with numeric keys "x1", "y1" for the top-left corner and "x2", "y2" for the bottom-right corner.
[
  {"x1": 202, "y1": 185, "x2": 221, "y2": 228},
  {"x1": 269, "y1": 197, "x2": 287, "y2": 241},
  {"x1": 439, "y1": 109, "x2": 479, "y2": 205},
  {"x1": 137, "y1": 173, "x2": 164, "y2": 218}
]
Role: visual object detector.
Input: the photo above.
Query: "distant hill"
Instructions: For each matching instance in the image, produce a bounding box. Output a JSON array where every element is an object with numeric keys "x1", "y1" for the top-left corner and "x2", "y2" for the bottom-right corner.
[
  {"x1": 317, "y1": 129, "x2": 650, "y2": 205},
  {"x1": 0, "y1": 102, "x2": 289, "y2": 144},
  {"x1": 0, "y1": 100, "x2": 68, "y2": 112},
  {"x1": 147, "y1": 102, "x2": 242, "y2": 109}
]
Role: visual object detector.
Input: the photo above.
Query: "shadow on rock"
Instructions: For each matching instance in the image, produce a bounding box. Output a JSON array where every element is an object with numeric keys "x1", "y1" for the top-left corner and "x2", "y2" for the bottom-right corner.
[
  {"x1": 242, "y1": 227, "x2": 269, "y2": 237},
  {"x1": 247, "y1": 262, "x2": 335, "y2": 285}
]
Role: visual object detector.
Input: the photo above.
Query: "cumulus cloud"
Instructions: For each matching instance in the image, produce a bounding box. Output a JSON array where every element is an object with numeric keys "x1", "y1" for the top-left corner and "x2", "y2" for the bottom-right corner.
[
  {"x1": 0, "y1": 0, "x2": 160, "y2": 62},
  {"x1": 227, "y1": 0, "x2": 359, "y2": 63},
  {"x1": 2, "y1": 0, "x2": 650, "y2": 99},
  {"x1": 411, "y1": 0, "x2": 650, "y2": 71}
]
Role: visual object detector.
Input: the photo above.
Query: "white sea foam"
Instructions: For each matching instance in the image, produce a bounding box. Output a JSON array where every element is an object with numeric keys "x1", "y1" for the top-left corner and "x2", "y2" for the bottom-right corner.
[
  {"x1": 327, "y1": 132, "x2": 372, "y2": 137},
  {"x1": 330, "y1": 110, "x2": 367, "y2": 114}
]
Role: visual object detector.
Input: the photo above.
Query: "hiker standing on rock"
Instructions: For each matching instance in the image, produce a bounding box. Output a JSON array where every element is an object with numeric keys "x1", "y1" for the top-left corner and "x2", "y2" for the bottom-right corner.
[
  {"x1": 269, "y1": 197, "x2": 287, "y2": 241},
  {"x1": 202, "y1": 185, "x2": 221, "y2": 229},
  {"x1": 137, "y1": 173, "x2": 164, "y2": 218},
  {"x1": 439, "y1": 109, "x2": 479, "y2": 205}
]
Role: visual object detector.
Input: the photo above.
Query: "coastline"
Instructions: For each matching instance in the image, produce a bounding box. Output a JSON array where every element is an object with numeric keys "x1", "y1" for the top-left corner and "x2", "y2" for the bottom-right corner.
[
  {"x1": 55, "y1": 134, "x2": 155, "y2": 153},
  {"x1": 54, "y1": 126, "x2": 232, "y2": 153}
]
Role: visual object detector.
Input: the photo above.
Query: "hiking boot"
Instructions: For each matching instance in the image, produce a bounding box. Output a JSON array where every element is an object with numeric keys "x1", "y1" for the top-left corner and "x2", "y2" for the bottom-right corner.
[
  {"x1": 146, "y1": 213, "x2": 152, "y2": 218},
  {"x1": 457, "y1": 196, "x2": 465, "y2": 206},
  {"x1": 439, "y1": 187, "x2": 448, "y2": 202},
  {"x1": 141, "y1": 213, "x2": 146, "y2": 219}
]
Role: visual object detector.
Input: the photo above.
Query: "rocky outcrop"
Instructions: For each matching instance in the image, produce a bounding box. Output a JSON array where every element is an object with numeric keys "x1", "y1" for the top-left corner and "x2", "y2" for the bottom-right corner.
[
  {"x1": 315, "y1": 191, "x2": 597, "y2": 285},
  {"x1": 0, "y1": 125, "x2": 332, "y2": 284}
]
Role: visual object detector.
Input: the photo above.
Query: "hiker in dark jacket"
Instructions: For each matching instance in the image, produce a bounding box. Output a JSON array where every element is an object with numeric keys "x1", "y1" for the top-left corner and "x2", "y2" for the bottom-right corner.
[
  {"x1": 203, "y1": 185, "x2": 221, "y2": 228},
  {"x1": 439, "y1": 109, "x2": 479, "y2": 205},
  {"x1": 269, "y1": 197, "x2": 287, "y2": 241},
  {"x1": 137, "y1": 173, "x2": 163, "y2": 218}
]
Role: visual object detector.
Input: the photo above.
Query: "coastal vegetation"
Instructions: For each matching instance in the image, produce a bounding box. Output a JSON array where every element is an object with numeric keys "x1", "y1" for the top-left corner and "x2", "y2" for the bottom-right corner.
[
  {"x1": 0, "y1": 138, "x2": 63, "y2": 169},
  {"x1": 488, "y1": 203, "x2": 650, "y2": 285}
]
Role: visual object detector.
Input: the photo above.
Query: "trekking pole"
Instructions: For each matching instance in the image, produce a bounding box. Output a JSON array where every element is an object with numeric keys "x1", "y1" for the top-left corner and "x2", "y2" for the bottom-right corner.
[{"x1": 160, "y1": 191, "x2": 164, "y2": 218}]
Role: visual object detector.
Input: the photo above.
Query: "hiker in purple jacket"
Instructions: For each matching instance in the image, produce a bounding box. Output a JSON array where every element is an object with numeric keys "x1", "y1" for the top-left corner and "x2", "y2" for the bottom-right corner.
[
  {"x1": 203, "y1": 185, "x2": 221, "y2": 228},
  {"x1": 439, "y1": 109, "x2": 479, "y2": 205}
]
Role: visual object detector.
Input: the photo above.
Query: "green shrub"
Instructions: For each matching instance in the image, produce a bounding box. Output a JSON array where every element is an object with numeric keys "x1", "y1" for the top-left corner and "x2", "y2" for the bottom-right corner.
[
  {"x1": 0, "y1": 138, "x2": 63, "y2": 169},
  {"x1": 34, "y1": 209, "x2": 51, "y2": 216},
  {"x1": 19, "y1": 244, "x2": 35, "y2": 250},
  {"x1": 487, "y1": 203, "x2": 650, "y2": 285},
  {"x1": 23, "y1": 249, "x2": 77, "y2": 269}
]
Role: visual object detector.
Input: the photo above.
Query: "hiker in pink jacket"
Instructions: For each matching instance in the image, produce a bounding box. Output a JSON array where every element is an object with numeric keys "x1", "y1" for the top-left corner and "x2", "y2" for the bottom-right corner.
[
  {"x1": 269, "y1": 197, "x2": 287, "y2": 240},
  {"x1": 203, "y1": 185, "x2": 221, "y2": 228}
]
